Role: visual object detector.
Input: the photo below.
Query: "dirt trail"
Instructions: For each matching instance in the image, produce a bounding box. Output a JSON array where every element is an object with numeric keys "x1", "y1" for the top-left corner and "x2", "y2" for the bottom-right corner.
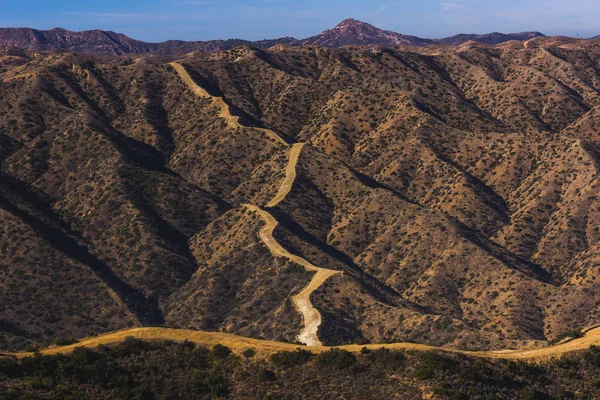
[
  {"x1": 267, "y1": 143, "x2": 305, "y2": 208},
  {"x1": 171, "y1": 61, "x2": 339, "y2": 346},
  {"x1": 257, "y1": 141, "x2": 341, "y2": 346},
  {"x1": 7, "y1": 326, "x2": 600, "y2": 360},
  {"x1": 41, "y1": 60, "x2": 592, "y2": 357},
  {"x1": 244, "y1": 204, "x2": 341, "y2": 346},
  {"x1": 169, "y1": 62, "x2": 288, "y2": 146}
]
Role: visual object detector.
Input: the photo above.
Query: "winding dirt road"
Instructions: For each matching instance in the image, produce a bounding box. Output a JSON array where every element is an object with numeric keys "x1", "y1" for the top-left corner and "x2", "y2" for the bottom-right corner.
[
  {"x1": 244, "y1": 204, "x2": 341, "y2": 346},
  {"x1": 245, "y1": 142, "x2": 341, "y2": 346},
  {"x1": 170, "y1": 62, "x2": 288, "y2": 146},
  {"x1": 25, "y1": 60, "x2": 592, "y2": 358},
  {"x1": 171, "y1": 62, "x2": 340, "y2": 346},
  {"x1": 267, "y1": 143, "x2": 305, "y2": 208},
  {"x1": 6, "y1": 326, "x2": 600, "y2": 360}
]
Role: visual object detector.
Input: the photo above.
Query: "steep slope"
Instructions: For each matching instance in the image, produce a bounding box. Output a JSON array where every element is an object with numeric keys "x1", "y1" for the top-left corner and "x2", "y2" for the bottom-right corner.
[
  {"x1": 173, "y1": 42, "x2": 600, "y2": 345},
  {"x1": 0, "y1": 53, "x2": 235, "y2": 349},
  {"x1": 295, "y1": 18, "x2": 432, "y2": 47},
  {"x1": 169, "y1": 63, "x2": 340, "y2": 346},
  {"x1": 3, "y1": 40, "x2": 600, "y2": 352}
]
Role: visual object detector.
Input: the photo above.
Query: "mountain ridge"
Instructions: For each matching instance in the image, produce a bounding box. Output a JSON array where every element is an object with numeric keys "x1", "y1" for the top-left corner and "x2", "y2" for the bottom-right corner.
[
  {"x1": 0, "y1": 18, "x2": 546, "y2": 55},
  {"x1": 3, "y1": 38, "x2": 600, "y2": 352}
]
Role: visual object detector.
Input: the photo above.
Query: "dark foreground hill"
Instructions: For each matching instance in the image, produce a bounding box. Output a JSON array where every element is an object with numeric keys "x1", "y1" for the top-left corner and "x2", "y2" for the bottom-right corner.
[
  {"x1": 2, "y1": 339, "x2": 600, "y2": 399},
  {"x1": 2, "y1": 36, "x2": 600, "y2": 353},
  {"x1": 0, "y1": 19, "x2": 545, "y2": 55}
]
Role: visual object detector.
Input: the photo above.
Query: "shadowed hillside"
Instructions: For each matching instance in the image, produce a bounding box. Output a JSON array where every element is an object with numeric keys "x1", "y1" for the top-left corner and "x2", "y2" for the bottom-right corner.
[{"x1": 2, "y1": 37, "x2": 600, "y2": 352}]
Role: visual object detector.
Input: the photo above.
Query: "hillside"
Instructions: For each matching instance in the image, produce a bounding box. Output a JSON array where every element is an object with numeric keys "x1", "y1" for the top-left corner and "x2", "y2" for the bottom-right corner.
[
  {"x1": 436, "y1": 31, "x2": 544, "y2": 45},
  {"x1": 3, "y1": 338, "x2": 600, "y2": 399},
  {"x1": 2, "y1": 37, "x2": 600, "y2": 353},
  {"x1": 0, "y1": 19, "x2": 546, "y2": 55}
]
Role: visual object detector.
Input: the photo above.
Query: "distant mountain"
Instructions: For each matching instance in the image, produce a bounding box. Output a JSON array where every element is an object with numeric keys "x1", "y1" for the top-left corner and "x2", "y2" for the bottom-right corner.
[
  {"x1": 0, "y1": 27, "x2": 154, "y2": 55},
  {"x1": 0, "y1": 27, "x2": 297, "y2": 55},
  {"x1": 435, "y1": 31, "x2": 545, "y2": 45},
  {"x1": 295, "y1": 19, "x2": 545, "y2": 47},
  {"x1": 293, "y1": 18, "x2": 432, "y2": 47},
  {"x1": 0, "y1": 19, "x2": 547, "y2": 55}
]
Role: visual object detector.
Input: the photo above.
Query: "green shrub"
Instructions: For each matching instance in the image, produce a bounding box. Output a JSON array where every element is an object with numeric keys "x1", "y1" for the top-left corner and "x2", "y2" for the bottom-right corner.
[
  {"x1": 270, "y1": 349, "x2": 312, "y2": 367},
  {"x1": 584, "y1": 345, "x2": 600, "y2": 367},
  {"x1": 550, "y1": 328, "x2": 583, "y2": 345},
  {"x1": 367, "y1": 348, "x2": 406, "y2": 369},
  {"x1": 211, "y1": 344, "x2": 232, "y2": 359},
  {"x1": 0, "y1": 357, "x2": 22, "y2": 378},
  {"x1": 23, "y1": 345, "x2": 40, "y2": 353},
  {"x1": 414, "y1": 351, "x2": 456, "y2": 380},
  {"x1": 520, "y1": 386, "x2": 550, "y2": 400},
  {"x1": 316, "y1": 349, "x2": 356, "y2": 370},
  {"x1": 53, "y1": 337, "x2": 79, "y2": 346},
  {"x1": 120, "y1": 336, "x2": 151, "y2": 353},
  {"x1": 432, "y1": 385, "x2": 468, "y2": 400},
  {"x1": 242, "y1": 348, "x2": 256, "y2": 358},
  {"x1": 258, "y1": 368, "x2": 276, "y2": 382}
]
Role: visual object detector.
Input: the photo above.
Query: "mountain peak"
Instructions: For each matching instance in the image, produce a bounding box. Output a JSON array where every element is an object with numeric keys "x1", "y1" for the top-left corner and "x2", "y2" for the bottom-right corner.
[
  {"x1": 298, "y1": 18, "x2": 427, "y2": 47},
  {"x1": 330, "y1": 18, "x2": 384, "y2": 35},
  {"x1": 334, "y1": 18, "x2": 370, "y2": 28}
]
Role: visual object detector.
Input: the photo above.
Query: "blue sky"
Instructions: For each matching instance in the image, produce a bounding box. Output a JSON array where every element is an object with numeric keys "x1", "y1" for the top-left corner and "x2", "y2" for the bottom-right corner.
[{"x1": 0, "y1": 0, "x2": 598, "y2": 42}]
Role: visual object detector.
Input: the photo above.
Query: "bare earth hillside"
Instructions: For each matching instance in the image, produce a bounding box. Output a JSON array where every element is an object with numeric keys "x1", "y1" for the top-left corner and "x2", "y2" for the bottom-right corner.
[{"x1": 2, "y1": 36, "x2": 600, "y2": 353}]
